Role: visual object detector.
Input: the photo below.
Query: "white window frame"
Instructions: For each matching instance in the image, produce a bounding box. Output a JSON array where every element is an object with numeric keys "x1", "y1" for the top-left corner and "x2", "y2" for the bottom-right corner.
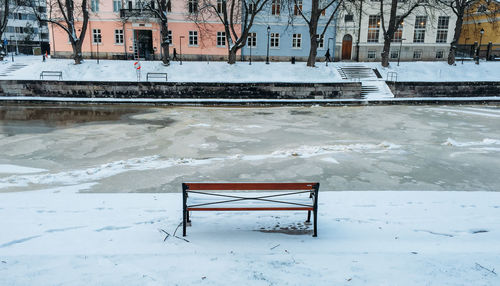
[
  {"x1": 217, "y1": 31, "x2": 226, "y2": 47},
  {"x1": 292, "y1": 33, "x2": 302, "y2": 49},
  {"x1": 113, "y1": 0, "x2": 121, "y2": 12},
  {"x1": 189, "y1": 30, "x2": 198, "y2": 46},
  {"x1": 367, "y1": 15, "x2": 380, "y2": 43},
  {"x1": 271, "y1": 0, "x2": 280, "y2": 16},
  {"x1": 247, "y1": 32, "x2": 257, "y2": 47},
  {"x1": 114, "y1": 29, "x2": 123, "y2": 44},
  {"x1": 91, "y1": 0, "x2": 99, "y2": 12},
  {"x1": 92, "y1": 28, "x2": 102, "y2": 44},
  {"x1": 270, "y1": 32, "x2": 280, "y2": 48},
  {"x1": 413, "y1": 16, "x2": 427, "y2": 43}
]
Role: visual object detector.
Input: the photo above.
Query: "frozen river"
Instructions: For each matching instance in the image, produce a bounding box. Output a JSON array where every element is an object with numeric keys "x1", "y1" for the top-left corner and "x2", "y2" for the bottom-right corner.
[{"x1": 0, "y1": 104, "x2": 499, "y2": 193}]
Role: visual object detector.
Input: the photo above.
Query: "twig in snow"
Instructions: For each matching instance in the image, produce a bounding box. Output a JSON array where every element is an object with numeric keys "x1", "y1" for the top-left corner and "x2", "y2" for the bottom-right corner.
[
  {"x1": 158, "y1": 229, "x2": 170, "y2": 241},
  {"x1": 475, "y1": 263, "x2": 497, "y2": 275},
  {"x1": 270, "y1": 244, "x2": 280, "y2": 250}
]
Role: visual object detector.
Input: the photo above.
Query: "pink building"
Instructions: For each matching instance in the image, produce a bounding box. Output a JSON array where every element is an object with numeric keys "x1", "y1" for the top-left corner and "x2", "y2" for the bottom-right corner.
[{"x1": 50, "y1": 0, "x2": 241, "y2": 60}]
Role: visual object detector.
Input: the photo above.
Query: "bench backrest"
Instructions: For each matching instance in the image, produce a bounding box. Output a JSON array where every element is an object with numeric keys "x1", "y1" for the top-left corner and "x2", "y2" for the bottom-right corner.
[{"x1": 183, "y1": 182, "x2": 318, "y2": 191}]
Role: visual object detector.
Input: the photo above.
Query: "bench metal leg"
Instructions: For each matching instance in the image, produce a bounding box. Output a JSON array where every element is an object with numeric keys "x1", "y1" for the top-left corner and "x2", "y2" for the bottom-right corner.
[
  {"x1": 313, "y1": 208, "x2": 318, "y2": 237},
  {"x1": 306, "y1": 210, "x2": 311, "y2": 223},
  {"x1": 182, "y1": 183, "x2": 188, "y2": 237}
]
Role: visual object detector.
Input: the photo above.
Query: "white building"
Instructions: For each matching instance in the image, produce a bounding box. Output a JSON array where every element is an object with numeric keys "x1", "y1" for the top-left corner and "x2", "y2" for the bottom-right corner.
[
  {"x1": 335, "y1": 1, "x2": 457, "y2": 62},
  {"x1": 3, "y1": 0, "x2": 50, "y2": 55}
]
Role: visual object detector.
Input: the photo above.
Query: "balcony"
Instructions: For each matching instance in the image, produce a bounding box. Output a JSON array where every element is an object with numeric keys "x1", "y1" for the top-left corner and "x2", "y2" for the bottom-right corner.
[{"x1": 120, "y1": 9, "x2": 159, "y2": 19}]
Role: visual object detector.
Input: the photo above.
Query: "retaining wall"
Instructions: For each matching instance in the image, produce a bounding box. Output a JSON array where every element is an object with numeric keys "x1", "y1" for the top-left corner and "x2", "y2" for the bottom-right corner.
[
  {"x1": 387, "y1": 81, "x2": 500, "y2": 98},
  {"x1": 0, "y1": 80, "x2": 362, "y2": 100}
]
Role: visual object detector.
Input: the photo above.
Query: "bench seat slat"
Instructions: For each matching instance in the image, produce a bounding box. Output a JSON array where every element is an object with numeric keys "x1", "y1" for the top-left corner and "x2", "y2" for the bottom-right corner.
[
  {"x1": 188, "y1": 207, "x2": 313, "y2": 211},
  {"x1": 186, "y1": 182, "x2": 317, "y2": 191}
]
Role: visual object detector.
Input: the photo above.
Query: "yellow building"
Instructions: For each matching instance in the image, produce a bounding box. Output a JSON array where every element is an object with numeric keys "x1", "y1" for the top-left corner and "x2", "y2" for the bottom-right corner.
[{"x1": 459, "y1": 0, "x2": 500, "y2": 46}]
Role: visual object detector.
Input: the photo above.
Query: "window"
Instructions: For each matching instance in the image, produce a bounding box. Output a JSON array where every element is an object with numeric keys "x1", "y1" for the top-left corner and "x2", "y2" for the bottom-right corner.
[
  {"x1": 115, "y1": 29, "x2": 123, "y2": 44},
  {"x1": 345, "y1": 14, "x2": 354, "y2": 22},
  {"x1": 318, "y1": 35, "x2": 324, "y2": 49},
  {"x1": 292, "y1": 33, "x2": 302, "y2": 48},
  {"x1": 390, "y1": 50, "x2": 399, "y2": 59},
  {"x1": 413, "y1": 50, "x2": 422, "y2": 59},
  {"x1": 168, "y1": 30, "x2": 172, "y2": 44},
  {"x1": 477, "y1": 4, "x2": 487, "y2": 13},
  {"x1": 247, "y1": 32, "x2": 257, "y2": 47},
  {"x1": 413, "y1": 16, "x2": 427, "y2": 43},
  {"x1": 270, "y1": 32, "x2": 279, "y2": 48},
  {"x1": 294, "y1": 0, "x2": 302, "y2": 16},
  {"x1": 93, "y1": 29, "x2": 101, "y2": 44},
  {"x1": 272, "y1": 0, "x2": 280, "y2": 16},
  {"x1": 189, "y1": 31, "x2": 198, "y2": 46},
  {"x1": 436, "y1": 50, "x2": 444, "y2": 59},
  {"x1": 367, "y1": 15, "x2": 380, "y2": 43},
  {"x1": 367, "y1": 50, "x2": 376, "y2": 59},
  {"x1": 91, "y1": 0, "x2": 99, "y2": 12},
  {"x1": 247, "y1": 2, "x2": 255, "y2": 14},
  {"x1": 392, "y1": 17, "x2": 403, "y2": 42},
  {"x1": 436, "y1": 16, "x2": 449, "y2": 43},
  {"x1": 217, "y1": 0, "x2": 223, "y2": 13},
  {"x1": 188, "y1": 0, "x2": 198, "y2": 13},
  {"x1": 217, "y1": 31, "x2": 226, "y2": 47},
  {"x1": 113, "y1": 0, "x2": 121, "y2": 12}
]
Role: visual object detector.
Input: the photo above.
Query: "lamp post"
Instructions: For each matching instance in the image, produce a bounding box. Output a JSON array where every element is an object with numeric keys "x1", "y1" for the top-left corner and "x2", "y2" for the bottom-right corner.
[
  {"x1": 96, "y1": 34, "x2": 100, "y2": 64},
  {"x1": 476, "y1": 28, "x2": 484, "y2": 65},
  {"x1": 179, "y1": 36, "x2": 185, "y2": 65},
  {"x1": 397, "y1": 38, "x2": 406, "y2": 66},
  {"x1": 9, "y1": 36, "x2": 14, "y2": 62},
  {"x1": 266, "y1": 25, "x2": 270, "y2": 64},
  {"x1": 326, "y1": 37, "x2": 334, "y2": 66},
  {"x1": 462, "y1": 37, "x2": 470, "y2": 64},
  {"x1": 249, "y1": 39, "x2": 252, "y2": 65}
]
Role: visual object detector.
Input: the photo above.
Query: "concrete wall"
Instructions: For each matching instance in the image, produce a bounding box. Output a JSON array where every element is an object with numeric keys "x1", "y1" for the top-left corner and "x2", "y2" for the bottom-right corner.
[
  {"x1": 0, "y1": 81, "x2": 362, "y2": 99},
  {"x1": 387, "y1": 81, "x2": 500, "y2": 97}
]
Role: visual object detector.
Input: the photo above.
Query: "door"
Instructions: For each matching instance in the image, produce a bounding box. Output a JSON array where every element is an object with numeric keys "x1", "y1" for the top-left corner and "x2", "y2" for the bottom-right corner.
[
  {"x1": 342, "y1": 34, "x2": 353, "y2": 60},
  {"x1": 135, "y1": 30, "x2": 154, "y2": 60}
]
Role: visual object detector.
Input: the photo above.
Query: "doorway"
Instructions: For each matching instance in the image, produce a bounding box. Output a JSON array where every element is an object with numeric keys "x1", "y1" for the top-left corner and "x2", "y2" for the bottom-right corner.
[
  {"x1": 342, "y1": 34, "x2": 352, "y2": 60},
  {"x1": 134, "y1": 30, "x2": 153, "y2": 60}
]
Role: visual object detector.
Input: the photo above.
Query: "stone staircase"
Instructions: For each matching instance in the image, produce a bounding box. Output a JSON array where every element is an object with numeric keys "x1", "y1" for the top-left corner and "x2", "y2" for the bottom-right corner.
[
  {"x1": 336, "y1": 65, "x2": 394, "y2": 99},
  {"x1": 0, "y1": 63, "x2": 28, "y2": 77}
]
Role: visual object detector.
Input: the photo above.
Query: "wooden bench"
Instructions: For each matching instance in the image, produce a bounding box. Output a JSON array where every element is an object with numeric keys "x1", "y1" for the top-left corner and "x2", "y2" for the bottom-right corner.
[
  {"x1": 146, "y1": 72, "x2": 168, "y2": 81},
  {"x1": 40, "y1": 71, "x2": 63, "y2": 80},
  {"x1": 182, "y1": 182, "x2": 320, "y2": 237}
]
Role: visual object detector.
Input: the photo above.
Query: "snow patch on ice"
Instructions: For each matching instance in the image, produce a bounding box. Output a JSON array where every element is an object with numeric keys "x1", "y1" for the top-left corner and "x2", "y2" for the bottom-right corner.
[
  {"x1": 0, "y1": 164, "x2": 47, "y2": 174},
  {"x1": 443, "y1": 138, "x2": 500, "y2": 147}
]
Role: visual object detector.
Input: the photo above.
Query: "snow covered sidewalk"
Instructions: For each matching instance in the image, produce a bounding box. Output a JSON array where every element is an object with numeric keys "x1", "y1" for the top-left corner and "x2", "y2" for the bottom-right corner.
[{"x1": 1, "y1": 188, "x2": 499, "y2": 285}]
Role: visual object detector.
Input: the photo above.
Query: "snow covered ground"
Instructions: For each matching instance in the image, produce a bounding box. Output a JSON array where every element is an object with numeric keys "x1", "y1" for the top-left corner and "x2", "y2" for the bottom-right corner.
[
  {"x1": 0, "y1": 55, "x2": 499, "y2": 83},
  {"x1": 1, "y1": 105, "x2": 500, "y2": 285},
  {"x1": 1, "y1": 188, "x2": 499, "y2": 285}
]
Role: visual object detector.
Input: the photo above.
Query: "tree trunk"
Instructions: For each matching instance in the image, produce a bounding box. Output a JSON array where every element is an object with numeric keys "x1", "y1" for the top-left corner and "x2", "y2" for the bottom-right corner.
[
  {"x1": 72, "y1": 42, "x2": 83, "y2": 64},
  {"x1": 228, "y1": 47, "x2": 237, "y2": 64},
  {"x1": 381, "y1": 37, "x2": 392, "y2": 67},
  {"x1": 448, "y1": 8, "x2": 465, "y2": 65},
  {"x1": 160, "y1": 22, "x2": 170, "y2": 65},
  {"x1": 307, "y1": 34, "x2": 318, "y2": 67}
]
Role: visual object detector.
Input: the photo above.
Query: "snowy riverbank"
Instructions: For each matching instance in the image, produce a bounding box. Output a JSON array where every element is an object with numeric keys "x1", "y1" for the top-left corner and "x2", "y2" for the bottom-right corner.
[
  {"x1": 1, "y1": 188, "x2": 499, "y2": 285},
  {"x1": 1, "y1": 55, "x2": 499, "y2": 82}
]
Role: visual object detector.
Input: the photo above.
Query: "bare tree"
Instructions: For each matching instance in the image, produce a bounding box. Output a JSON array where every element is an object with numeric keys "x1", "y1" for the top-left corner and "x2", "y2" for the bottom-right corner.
[
  {"x1": 195, "y1": 0, "x2": 270, "y2": 64},
  {"x1": 438, "y1": 0, "x2": 499, "y2": 65},
  {"x1": 379, "y1": 0, "x2": 426, "y2": 67},
  {"x1": 141, "y1": 0, "x2": 171, "y2": 65},
  {"x1": 0, "y1": 0, "x2": 10, "y2": 59},
  {"x1": 32, "y1": 0, "x2": 89, "y2": 64},
  {"x1": 291, "y1": 0, "x2": 342, "y2": 67}
]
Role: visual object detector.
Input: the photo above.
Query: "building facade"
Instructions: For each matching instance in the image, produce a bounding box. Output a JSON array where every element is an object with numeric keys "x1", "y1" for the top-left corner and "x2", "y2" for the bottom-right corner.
[
  {"x1": 458, "y1": 0, "x2": 499, "y2": 59},
  {"x1": 334, "y1": 1, "x2": 457, "y2": 62},
  {"x1": 50, "y1": 0, "x2": 236, "y2": 60},
  {"x1": 240, "y1": 0, "x2": 337, "y2": 62},
  {"x1": 3, "y1": 0, "x2": 50, "y2": 55}
]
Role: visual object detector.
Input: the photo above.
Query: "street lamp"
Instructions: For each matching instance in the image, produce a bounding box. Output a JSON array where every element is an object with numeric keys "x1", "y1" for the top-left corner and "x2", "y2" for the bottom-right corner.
[
  {"x1": 476, "y1": 28, "x2": 484, "y2": 65},
  {"x1": 266, "y1": 25, "x2": 270, "y2": 64},
  {"x1": 326, "y1": 37, "x2": 334, "y2": 66},
  {"x1": 9, "y1": 36, "x2": 14, "y2": 62},
  {"x1": 249, "y1": 38, "x2": 252, "y2": 65},
  {"x1": 179, "y1": 36, "x2": 185, "y2": 65},
  {"x1": 462, "y1": 37, "x2": 470, "y2": 64},
  {"x1": 96, "y1": 34, "x2": 100, "y2": 64},
  {"x1": 397, "y1": 38, "x2": 407, "y2": 66}
]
